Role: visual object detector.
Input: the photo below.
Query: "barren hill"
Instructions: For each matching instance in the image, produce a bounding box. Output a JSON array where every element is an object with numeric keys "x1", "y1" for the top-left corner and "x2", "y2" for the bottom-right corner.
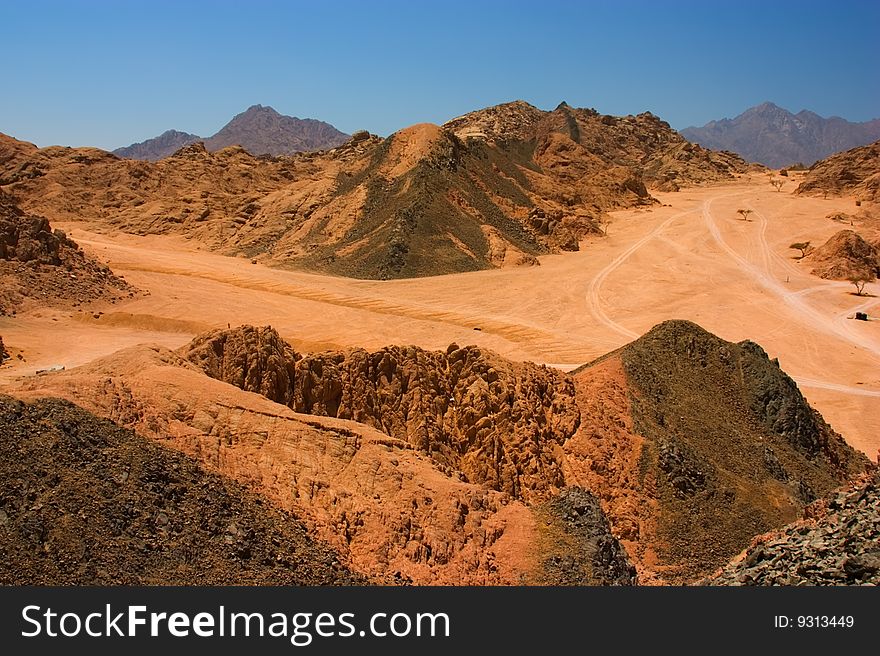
[
  {"x1": 444, "y1": 101, "x2": 752, "y2": 192},
  {"x1": 112, "y1": 105, "x2": 349, "y2": 161},
  {"x1": 0, "y1": 190, "x2": 134, "y2": 314},
  {"x1": 681, "y1": 102, "x2": 880, "y2": 168},
  {"x1": 804, "y1": 229, "x2": 880, "y2": 281},
  {"x1": 0, "y1": 395, "x2": 363, "y2": 585},
  {"x1": 0, "y1": 101, "x2": 749, "y2": 279},
  {"x1": 567, "y1": 320, "x2": 869, "y2": 583},
  {"x1": 795, "y1": 140, "x2": 880, "y2": 202}
]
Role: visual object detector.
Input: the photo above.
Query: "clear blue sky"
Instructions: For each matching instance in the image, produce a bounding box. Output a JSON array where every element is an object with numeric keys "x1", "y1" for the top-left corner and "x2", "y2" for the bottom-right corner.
[{"x1": 2, "y1": 0, "x2": 878, "y2": 150}]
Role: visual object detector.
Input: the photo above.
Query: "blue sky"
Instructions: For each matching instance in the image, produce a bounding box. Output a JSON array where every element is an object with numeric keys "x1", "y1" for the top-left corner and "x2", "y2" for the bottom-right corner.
[{"x1": 2, "y1": 0, "x2": 878, "y2": 150}]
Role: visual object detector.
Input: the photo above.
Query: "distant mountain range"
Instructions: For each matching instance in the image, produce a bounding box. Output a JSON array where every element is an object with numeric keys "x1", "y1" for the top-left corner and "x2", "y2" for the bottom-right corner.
[
  {"x1": 113, "y1": 105, "x2": 349, "y2": 160},
  {"x1": 3, "y1": 99, "x2": 749, "y2": 280},
  {"x1": 680, "y1": 102, "x2": 880, "y2": 169}
]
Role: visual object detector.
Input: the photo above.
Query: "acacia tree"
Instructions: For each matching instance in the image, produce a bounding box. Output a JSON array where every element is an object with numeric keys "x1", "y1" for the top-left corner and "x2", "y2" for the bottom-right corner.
[
  {"x1": 770, "y1": 178, "x2": 784, "y2": 192},
  {"x1": 789, "y1": 241, "x2": 811, "y2": 258},
  {"x1": 849, "y1": 273, "x2": 872, "y2": 296},
  {"x1": 737, "y1": 208, "x2": 753, "y2": 221}
]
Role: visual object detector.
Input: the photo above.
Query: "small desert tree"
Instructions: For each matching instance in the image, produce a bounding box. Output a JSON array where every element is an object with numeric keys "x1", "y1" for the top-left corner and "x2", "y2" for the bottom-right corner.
[
  {"x1": 849, "y1": 273, "x2": 872, "y2": 296},
  {"x1": 737, "y1": 208, "x2": 753, "y2": 221},
  {"x1": 770, "y1": 178, "x2": 784, "y2": 192},
  {"x1": 789, "y1": 241, "x2": 811, "y2": 258}
]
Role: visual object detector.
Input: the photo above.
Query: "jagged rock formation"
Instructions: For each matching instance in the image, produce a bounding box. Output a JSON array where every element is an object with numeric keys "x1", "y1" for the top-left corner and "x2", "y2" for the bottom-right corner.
[
  {"x1": 0, "y1": 190, "x2": 135, "y2": 313},
  {"x1": 707, "y1": 472, "x2": 880, "y2": 585},
  {"x1": 681, "y1": 102, "x2": 880, "y2": 168},
  {"x1": 1, "y1": 101, "x2": 748, "y2": 279},
  {"x1": 112, "y1": 129, "x2": 201, "y2": 161},
  {"x1": 445, "y1": 101, "x2": 752, "y2": 193},
  {"x1": 181, "y1": 325, "x2": 580, "y2": 503},
  {"x1": 0, "y1": 395, "x2": 363, "y2": 585},
  {"x1": 113, "y1": 105, "x2": 349, "y2": 160},
  {"x1": 795, "y1": 140, "x2": 880, "y2": 202},
  {"x1": 182, "y1": 324, "x2": 298, "y2": 404},
  {"x1": 804, "y1": 229, "x2": 880, "y2": 280},
  {"x1": 566, "y1": 320, "x2": 870, "y2": 583}
]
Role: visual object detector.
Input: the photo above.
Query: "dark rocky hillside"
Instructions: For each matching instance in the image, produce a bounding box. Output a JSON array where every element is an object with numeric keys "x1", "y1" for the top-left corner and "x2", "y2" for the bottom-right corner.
[{"x1": 0, "y1": 395, "x2": 364, "y2": 585}]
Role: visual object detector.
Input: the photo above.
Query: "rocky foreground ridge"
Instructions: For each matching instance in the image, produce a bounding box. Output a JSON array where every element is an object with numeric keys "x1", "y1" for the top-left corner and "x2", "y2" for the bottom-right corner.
[
  {"x1": 0, "y1": 395, "x2": 362, "y2": 585},
  {"x1": 7, "y1": 320, "x2": 872, "y2": 585}
]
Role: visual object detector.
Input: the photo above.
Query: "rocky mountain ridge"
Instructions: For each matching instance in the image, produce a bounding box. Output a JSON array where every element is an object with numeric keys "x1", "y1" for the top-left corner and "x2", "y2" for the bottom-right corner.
[
  {"x1": 681, "y1": 102, "x2": 880, "y2": 168},
  {"x1": 113, "y1": 105, "x2": 349, "y2": 160},
  {"x1": 1, "y1": 100, "x2": 750, "y2": 279}
]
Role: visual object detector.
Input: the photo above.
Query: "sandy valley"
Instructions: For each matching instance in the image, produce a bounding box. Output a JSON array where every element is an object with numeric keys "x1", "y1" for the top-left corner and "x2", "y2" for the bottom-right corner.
[{"x1": 3, "y1": 172, "x2": 877, "y2": 457}]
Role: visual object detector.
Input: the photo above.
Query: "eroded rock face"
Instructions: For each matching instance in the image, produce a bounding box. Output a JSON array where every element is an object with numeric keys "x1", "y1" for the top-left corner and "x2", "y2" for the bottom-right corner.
[
  {"x1": 183, "y1": 325, "x2": 298, "y2": 405},
  {"x1": 181, "y1": 326, "x2": 581, "y2": 503},
  {"x1": 13, "y1": 346, "x2": 543, "y2": 585}
]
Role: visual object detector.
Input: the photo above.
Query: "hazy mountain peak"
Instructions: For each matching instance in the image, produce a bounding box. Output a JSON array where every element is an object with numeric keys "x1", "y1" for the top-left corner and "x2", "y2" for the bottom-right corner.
[
  {"x1": 114, "y1": 105, "x2": 348, "y2": 160},
  {"x1": 112, "y1": 129, "x2": 201, "y2": 161},
  {"x1": 681, "y1": 102, "x2": 880, "y2": 168}
]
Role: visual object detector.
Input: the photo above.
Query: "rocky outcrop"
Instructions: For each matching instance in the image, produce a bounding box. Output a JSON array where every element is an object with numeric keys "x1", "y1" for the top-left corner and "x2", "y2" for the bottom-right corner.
[
  {"x1": 0, "y1": 190, "x2": 75, "y2": 265},
  {"x1": 182, "y1": 325, "x2": 298, "y2": 405},
  {"x1": 804, "y1": 229, "x2": 880, "y2": 280},
  {"x1": 0, "y1": 336, "x2": 8, "y2": 363},
  {"x1": 0, "y1": 191, "x2": 135, "y2": 313},
  {"x1": 181, "y1": 326, "x2": 580, "y2": 503},
  {"x1": 0, "y1": 395, "x2": 362, "y2": 585},
  {"x1": 707, "y1": 472, "x2": 880, "y2": 585},
  {"x1": 795, "y1": 140, "x2": 880, "y2": 202},
  {"x1": 537, "y1": 487, "x2": 637, "y2": 585}
]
